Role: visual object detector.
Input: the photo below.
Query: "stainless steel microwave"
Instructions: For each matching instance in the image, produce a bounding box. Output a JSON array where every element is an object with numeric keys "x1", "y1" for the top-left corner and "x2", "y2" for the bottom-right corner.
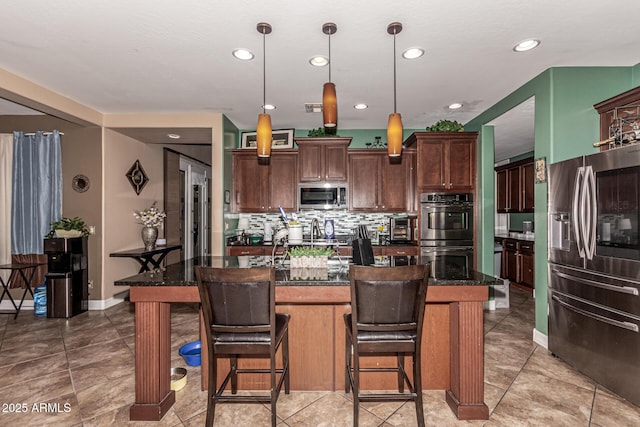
[{"x1": 298, "y1": 183, "x2": 348, "y2": 210}]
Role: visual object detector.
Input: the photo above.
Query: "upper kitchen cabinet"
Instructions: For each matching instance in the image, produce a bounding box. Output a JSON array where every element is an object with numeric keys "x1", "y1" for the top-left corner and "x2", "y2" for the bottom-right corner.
[
  {"x1": 495, "y1": 157, "x2": 534, "y2": 213},
  {"x1": 295, "y1": 137, "x2": 351, "y2": 182},
  {"x1": 594, "y1": 86, "x2": 640, "y2": 151},
  {"x1": 405, "y1": 132, "x2": 477, "y2": 193},
  {"x1": 232, "y1": 150, "x2": 297, "y2": 213},
  {"x1": 348, "y1": 149, "x2": 416, "y2": 212}
]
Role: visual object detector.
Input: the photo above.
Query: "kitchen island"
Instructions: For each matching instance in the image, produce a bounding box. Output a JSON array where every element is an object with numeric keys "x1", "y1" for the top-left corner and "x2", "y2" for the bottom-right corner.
[{"x1": 115, "y1": 256, "x2": 494, "y2": 422}]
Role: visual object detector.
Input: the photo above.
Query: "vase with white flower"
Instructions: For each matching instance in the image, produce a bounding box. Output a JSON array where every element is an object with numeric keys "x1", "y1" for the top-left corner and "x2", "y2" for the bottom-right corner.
[{"x1": 134, "y1": 202, "x2": 166, "y2": 250}]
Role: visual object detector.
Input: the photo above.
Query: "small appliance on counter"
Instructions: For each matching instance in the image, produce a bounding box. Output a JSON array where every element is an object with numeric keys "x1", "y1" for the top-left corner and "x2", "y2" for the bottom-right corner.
[{"x1": 389, "y1": 216, "x2": 413, "y2": 243}]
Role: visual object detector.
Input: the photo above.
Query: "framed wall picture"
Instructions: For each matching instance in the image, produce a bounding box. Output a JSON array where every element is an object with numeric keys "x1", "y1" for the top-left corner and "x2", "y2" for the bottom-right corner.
[
  {"x1": 241, "y1": 129, "x2": 294, "y2": 149},
  {"x1": 535, "y1": 157, "x2": 547, "y2": 183}
]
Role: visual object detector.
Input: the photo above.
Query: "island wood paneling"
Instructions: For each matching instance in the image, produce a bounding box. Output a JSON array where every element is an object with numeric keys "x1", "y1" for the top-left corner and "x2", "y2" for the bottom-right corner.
[{"x1": 129, "y1": 281, "x2": 488, "y2": 421}]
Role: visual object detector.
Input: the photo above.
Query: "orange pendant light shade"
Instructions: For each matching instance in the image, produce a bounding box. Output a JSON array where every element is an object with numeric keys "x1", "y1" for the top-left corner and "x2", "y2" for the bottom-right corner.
[
  {"x1": 387, "y1": 113, "x2": 403, "y2": 157},
  {"x1": 256, "y1": 113, "x2": 272, "y2": 158},
  {"x1": 322, "y1": 82, "x2": 337, "y2": 128}
]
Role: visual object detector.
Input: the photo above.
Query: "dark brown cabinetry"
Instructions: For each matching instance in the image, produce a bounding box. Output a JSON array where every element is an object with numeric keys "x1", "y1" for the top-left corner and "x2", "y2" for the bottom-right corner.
[
  {"x1": 232, "y1": 150, "x2": 297, "y2": 213},
  {"x1": 405, "y1": 132, "x2": 477, "y2": 193},
  {"x1": 295, "y1": 137, "x2": 351, "y2": 182},
  {"x1": 380, "y1": 245, "x2": 419, "y2": 256},
  {"x1": 518, "y1": 241, "x2": 535, "y2": 288},
  {"x1": 594, "y1": 86, "x2": 640, "y2": 151},
  {"x1": 226, "y1": 246, "x2": 285, "y2": 256},
  {"x1": 495, "y1": 158, "x2": 534, "y2": 213},
  {"x1": 500, "y1": 238, "x2": 534, "y2": 290},
  {"x1": 348, "y1": 149, "x2": 416, "y2": 212}
]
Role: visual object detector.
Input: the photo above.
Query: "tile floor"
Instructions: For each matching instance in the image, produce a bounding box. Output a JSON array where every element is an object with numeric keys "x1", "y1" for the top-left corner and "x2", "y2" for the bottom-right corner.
[{"x1": 1, "y1": 286, "x2": 639, "y2": 426}]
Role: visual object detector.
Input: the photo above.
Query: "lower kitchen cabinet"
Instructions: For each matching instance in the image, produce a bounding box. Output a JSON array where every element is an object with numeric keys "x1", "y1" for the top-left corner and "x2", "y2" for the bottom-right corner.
[
  {"x1": 226, "y1": 246, "x2": 285, "y2": 256},
  {"x1": 500, "y1": 238, "x2": 534, "y2": 291},
  {"x1": 502, "y1": 239, "x2": 518, "y2": 283},
  {"x1": 518, "y1": 241, "x2": 534, "y2": 288},
  {"x1": 379, "y1": 245, "x2": 419, "y2": 256}
]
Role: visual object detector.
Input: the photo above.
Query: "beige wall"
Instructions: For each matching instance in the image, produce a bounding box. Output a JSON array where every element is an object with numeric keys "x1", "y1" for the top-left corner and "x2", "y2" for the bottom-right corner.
[
  {"x1": 0, "y1": 116, "x2": 104, "y2": 301},
  {"x1": 1, "y1": 70, "x2": 230, "y2": 303},
  {"x1": 102, "y1": 129, "x2": 164, "y2": 300},
  {"x1": 61, "y1": 126, "x2": 103, "y2": 299}
]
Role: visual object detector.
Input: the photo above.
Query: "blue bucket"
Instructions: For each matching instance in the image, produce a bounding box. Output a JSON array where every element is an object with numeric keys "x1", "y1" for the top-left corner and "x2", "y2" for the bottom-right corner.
[{"x1": 178, "y1": 340, "x2": 202, "y2": 366}]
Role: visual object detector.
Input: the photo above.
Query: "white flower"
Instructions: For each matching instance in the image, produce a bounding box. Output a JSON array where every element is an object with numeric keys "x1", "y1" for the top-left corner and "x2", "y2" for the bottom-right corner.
[{"x1": 134, "y1": 202, "x2": 166, "y2": 227}]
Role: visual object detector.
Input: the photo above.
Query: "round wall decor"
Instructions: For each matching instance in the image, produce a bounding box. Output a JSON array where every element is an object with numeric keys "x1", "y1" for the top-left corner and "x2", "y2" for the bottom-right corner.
[{"x1": 72, "y1": 174, "x2": 90, "y2": 193}]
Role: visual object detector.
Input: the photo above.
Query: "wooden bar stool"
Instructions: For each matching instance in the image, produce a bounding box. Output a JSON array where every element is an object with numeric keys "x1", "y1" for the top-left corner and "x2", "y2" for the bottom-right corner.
[
  {"x1": 195, "y1": 266, "x2": 290, "y2": 426},
  {"x1": 344, "y1": 263, "x2": 430, "y2": 426}
]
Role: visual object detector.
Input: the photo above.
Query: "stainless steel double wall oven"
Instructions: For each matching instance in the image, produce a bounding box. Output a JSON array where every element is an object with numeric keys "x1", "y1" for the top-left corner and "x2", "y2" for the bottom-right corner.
[
  {"x1": 420, "y1": 193, "x2": 474, "y2": 278},
  {"x1": 548, "y1": 143, "x2": 640, "y2": 406}
]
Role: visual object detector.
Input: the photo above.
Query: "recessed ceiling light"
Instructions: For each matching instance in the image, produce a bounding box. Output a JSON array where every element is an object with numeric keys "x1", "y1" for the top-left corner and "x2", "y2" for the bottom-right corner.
[
  {"x1": 232, "y1": 48, "x2": 254, "y2": 60},
  {"x1": 263, "y1": 104, "x2": 276, "y2": 110},
  {"x1": 354, "y1": 103, "x2": 368, "y2": 110},
  {"x1": 448, "y1": 103, "x2": 463, "y2": 110},
  {"x1": 402, "y1": 47, "x2": 424, "y2": 59},
  {"x1": 309, "y1": 55, "x2": 329, "y2": 67},
  {"x1": 167, "y1": 133, "x2": 181, "y2": 139},
  {"x1": 513, "y1": 39, "x2": 540, "y2": 52}
]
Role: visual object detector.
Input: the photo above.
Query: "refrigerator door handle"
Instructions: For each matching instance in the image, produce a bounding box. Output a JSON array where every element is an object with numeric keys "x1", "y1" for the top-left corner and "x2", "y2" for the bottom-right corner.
[
  {"x1": 583, "y1": 165, "x2": 597, "y2": 260},
  {"x1": 572, "y1": 167, "x2": 585, "y2": 258},
  {"x1": 552, "y1": 269, "x2": 640, "y2": 295},
  {"x1": 552, "y1": 294, "x2": 639, "y2": 333}
]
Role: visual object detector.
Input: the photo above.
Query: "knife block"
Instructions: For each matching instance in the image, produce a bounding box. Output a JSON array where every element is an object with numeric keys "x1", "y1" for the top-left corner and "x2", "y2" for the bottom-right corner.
[{"x1": 352, "y1": 238, "x2": 374, "y2": 266}]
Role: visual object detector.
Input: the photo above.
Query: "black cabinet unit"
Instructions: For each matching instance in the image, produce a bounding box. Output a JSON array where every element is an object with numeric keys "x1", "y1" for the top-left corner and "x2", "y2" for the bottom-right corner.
[{"x1": 44, "y1": 237, "x2": 88, "y2": 318}]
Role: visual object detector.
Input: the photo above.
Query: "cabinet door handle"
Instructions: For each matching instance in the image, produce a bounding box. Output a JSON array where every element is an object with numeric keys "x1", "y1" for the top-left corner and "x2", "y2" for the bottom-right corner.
[{"x1": 235, "y1": 191, "x2": 240, "y2": 204}]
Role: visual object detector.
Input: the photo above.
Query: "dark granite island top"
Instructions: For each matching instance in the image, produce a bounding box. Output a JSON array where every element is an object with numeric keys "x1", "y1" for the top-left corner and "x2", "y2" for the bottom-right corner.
[
  {"x1": 116, "y1": 255, "x2": 492, "y2": 423},
  {"x1": 114, "y1": 255, "x2": 499, "y2": 289}
]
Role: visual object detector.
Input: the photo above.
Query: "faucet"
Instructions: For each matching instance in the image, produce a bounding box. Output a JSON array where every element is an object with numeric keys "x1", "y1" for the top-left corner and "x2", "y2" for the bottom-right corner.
[{"x1": 311, "y1": 218, "x2": 322, "y2": 242}]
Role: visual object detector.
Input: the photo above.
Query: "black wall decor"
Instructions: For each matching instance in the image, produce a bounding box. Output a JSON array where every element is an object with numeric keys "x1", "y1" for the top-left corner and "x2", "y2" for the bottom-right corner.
[{"x1": 126, "y1": 159, "x2": 149, "y2": 195}]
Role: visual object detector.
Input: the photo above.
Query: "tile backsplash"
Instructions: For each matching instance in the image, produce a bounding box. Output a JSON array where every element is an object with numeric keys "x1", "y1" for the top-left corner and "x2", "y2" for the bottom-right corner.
[{"x1": 225, "y1": 210, "x2": 405, "y2": 239}]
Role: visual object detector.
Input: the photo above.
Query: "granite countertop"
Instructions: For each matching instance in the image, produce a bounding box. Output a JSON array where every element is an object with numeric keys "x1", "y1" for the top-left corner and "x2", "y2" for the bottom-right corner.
[
  {"x1": 495, "y1": 232, "x2": 535, "y2": 242},
  {"x1": 114, "y1": 256, "x2": 498, "y2": 288}
]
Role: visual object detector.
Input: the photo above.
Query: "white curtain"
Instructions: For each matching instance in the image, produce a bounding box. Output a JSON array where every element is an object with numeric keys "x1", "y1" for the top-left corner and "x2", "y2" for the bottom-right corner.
[{"x1": 0, "y1": 133, "x2": 13, "y2": 281}]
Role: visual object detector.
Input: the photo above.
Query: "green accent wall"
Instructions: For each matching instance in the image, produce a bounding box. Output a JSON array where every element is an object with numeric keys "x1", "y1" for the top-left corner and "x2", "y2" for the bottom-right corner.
[
  {"x1": 239, "y1": 128, "x2": 424, "y2": 149},
  {"x1": 465, "y1": 65, "x2": 638, "y2": 337}
]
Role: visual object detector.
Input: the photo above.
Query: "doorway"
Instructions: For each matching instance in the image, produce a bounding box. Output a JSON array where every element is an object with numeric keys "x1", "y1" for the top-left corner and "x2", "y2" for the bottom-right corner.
[{"x1": 179, "y1": 157, "x2": 211, "y2": 259}]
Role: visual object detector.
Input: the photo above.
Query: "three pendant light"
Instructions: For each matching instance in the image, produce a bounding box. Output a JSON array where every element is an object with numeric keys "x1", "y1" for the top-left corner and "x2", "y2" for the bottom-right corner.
[
  {"x1": 321, "y1": 23, "x2": 338, "y2": 130},
  {"x1": 256, "y1": 22, "x2": 272, "y2": 158},
  {"x1": 254, "y1": 21, "x2": 405, "y2": 158},
  {"x1": 387, "y1": 22, "x2": 403, "y2": 157}
]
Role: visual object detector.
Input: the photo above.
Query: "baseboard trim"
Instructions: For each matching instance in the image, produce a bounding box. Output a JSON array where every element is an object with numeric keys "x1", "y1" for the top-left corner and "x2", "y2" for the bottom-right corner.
[
  {"x1": 0, "y1": 292, "x2": 129, "y2": 313},
  {"x1": 483, "y1": 300, "x2": 496, "y2": 311},
  {"x1": 533, "y1": 328, "x2": 548, "y2": 349}
]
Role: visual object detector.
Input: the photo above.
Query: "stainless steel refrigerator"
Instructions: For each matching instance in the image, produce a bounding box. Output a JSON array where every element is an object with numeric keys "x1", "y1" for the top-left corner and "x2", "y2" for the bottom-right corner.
[{"x1": 548, "y1": 144, "x2": 640, "y2": 406}]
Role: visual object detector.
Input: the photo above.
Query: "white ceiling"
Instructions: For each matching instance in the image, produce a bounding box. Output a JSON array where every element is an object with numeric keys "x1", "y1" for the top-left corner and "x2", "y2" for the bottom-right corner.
[{"x1": 0, "y1": 1, "x2": 637, "y2": 159}]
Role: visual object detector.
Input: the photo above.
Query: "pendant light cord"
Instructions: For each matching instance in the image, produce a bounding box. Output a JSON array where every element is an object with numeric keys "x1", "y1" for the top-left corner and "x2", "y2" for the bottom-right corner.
[
  {"x1": 393, "y1": 31, "x2": 397, "y2": 114},
  {"x1": 262, "y1": 31, "x2": 266, "y2": 114},
  {"x1": 328, "y1": 32, "x2": 332, "y2": 83}
]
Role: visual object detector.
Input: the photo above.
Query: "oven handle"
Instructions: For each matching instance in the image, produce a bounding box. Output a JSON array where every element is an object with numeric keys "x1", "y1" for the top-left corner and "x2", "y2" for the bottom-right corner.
[
  {"x1": 552, "y1": 294, "x2": 639, "y2": 333},
  {"x1": 552, "y1": 269, "x2": 639, "y2": 296}
]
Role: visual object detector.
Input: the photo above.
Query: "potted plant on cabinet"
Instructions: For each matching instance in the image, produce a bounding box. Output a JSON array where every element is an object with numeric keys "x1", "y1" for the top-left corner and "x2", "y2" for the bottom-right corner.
[{"x1": 46, "y1": 217, "x2": 89, "y2": 238}]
